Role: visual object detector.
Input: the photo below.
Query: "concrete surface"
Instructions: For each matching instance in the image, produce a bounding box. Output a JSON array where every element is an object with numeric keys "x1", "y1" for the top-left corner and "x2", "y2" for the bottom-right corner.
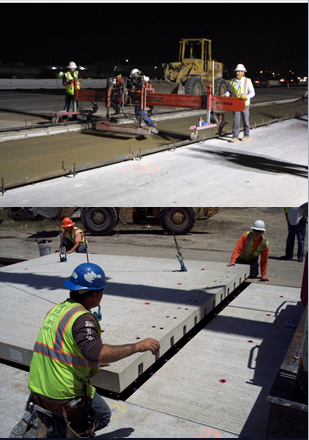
[
  {"x1": 0, "y1": 252, "x2": 248, "y2": 393},
  {"x1": 127, "y1": 283, "x2": 305, "y2": 438},
  {"x1": 0, "y1": 363, "x2": 239, "y2": 439},
  {"x1": 1, "y1": 117, "x2": 307, "y2": 206}
]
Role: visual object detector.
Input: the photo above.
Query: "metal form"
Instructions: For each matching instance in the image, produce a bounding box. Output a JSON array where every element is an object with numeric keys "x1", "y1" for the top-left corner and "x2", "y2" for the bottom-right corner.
[{"x1": 74, "y1": 78, "x2": 245, "y2": 138}]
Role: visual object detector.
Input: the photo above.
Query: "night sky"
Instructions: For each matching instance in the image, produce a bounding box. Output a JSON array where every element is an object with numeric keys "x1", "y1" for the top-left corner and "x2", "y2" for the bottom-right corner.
[{"x1": 1, "y1": 2, "x2": 308, "y2": 76}]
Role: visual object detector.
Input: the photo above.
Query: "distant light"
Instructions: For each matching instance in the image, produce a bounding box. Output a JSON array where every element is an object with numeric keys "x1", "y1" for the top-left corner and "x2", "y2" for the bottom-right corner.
[
  {"x1": 126, "y1": 59, "x2": 129, "y2": 63},
  {"x1": 154, "y1": 66, "x2": 157, "y2": 69},
  {"x1": 259, "y1": 70, "x2": 263, "y2": 74},
  {"x1": 51, "y1": 66, "x2": 57, "y2": 70},
  {"x1": 80, "y1": 66, "x2": 86, "y2": 70}
]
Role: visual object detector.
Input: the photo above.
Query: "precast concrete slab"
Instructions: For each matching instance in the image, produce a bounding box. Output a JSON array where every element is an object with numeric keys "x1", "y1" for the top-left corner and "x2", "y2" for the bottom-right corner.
[
  {"x1": 0, "y1": 253, "x2": 249, "y2": 394},
  {"x1": 128, "y1": 283, "x2": 304, "y2": 439},
  {"x1": 0, "y1": 363, "x2": 239, "y2": 439}
]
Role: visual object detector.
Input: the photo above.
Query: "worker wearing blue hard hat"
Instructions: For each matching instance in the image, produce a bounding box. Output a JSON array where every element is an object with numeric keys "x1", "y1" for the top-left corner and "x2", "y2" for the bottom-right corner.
[{"x1": 11, "y1": 262, "x2": 160, "y2": 438}]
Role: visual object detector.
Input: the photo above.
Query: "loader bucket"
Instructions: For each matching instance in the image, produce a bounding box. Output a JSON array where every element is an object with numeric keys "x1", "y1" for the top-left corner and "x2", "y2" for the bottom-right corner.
[{"x1": 150, "y1": 80, "x2": 183, "y2": 94}]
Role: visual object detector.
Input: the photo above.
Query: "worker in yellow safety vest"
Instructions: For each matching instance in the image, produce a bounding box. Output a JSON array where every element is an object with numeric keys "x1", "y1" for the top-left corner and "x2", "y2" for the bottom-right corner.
[
  {"x1": 56, "y1": 217, "x2": 87, "y2": 254},
  {"x1": 223, "y1": 63, "x2": 255, "y2": 143},
  {"x1": 63, "y1": 61, "x2": 82, "y2": 117},
  {"x1": 226, "y1": 220, "x2": 270, "y2": 281},
  {"x1": 10, "y1": 262, "x2": 160, "y2": 438}
]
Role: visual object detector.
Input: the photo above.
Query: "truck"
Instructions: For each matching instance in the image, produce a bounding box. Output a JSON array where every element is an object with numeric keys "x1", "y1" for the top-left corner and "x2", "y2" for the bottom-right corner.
[
  {"x1": 151, "y1": 38, "x2": 227, "y2": 96},
  {"x1": 8, "y1": 207, "x2": 219, "y2": 235}
]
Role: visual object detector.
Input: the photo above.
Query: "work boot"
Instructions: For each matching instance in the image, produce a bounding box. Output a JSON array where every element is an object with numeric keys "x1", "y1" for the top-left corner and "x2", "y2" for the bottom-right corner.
[
  {"x1": 280, "y1": 255, "x2": 292, "y2": 260},
  {"x1": 229, "y1": 137, "x2": 239, "y2": 143},
  {"x1": 241, "y1": 136, "x2": 250, "y2": 141}
]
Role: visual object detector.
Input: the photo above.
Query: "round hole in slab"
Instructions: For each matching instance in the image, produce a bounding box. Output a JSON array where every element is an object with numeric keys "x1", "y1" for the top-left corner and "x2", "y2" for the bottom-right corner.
[
  {"x1": 160, "y1": 327, "x2": 164, "y2": 329},
  {"x1": 247, "y1": 340, "x2": 254, "y2": 343},
  {"x1": 219, "y1": 379, "x2": 227, "y2": 383},
  {"x1": 136, "y1": 337, "x2": 140, "y2": 340}
]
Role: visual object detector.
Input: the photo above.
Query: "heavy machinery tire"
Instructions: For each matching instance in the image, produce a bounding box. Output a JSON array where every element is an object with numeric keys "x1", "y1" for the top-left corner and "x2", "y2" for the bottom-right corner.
[
  {"x1": 185, "y1": 77, "x2": 204, "y2": 95},
  {"x1": 214, "y1": 78, "x2": 227, "y2": 96},
  {"x1": 81, "y1": 208, "x2": 118, "y2": 235},
  {"x1": 159, "y1": 208, "x2": 196, "y2": 235}
]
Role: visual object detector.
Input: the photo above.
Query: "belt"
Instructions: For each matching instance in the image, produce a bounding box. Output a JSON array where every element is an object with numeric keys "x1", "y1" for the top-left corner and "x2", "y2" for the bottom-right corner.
[{"x1": 32, "y1": 393, "x2": 71, "y2": 413}]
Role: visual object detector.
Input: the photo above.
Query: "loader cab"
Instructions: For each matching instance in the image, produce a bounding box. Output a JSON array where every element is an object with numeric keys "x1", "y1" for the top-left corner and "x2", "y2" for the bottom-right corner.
[{"x1": 180, "y1": 38, "x2": 212, "y2": 69}]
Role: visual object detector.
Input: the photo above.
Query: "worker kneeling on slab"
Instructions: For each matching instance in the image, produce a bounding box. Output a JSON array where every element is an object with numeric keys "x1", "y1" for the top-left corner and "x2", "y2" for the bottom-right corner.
[
  {"x1": 226, "y1": 220, "x2": 270, "y2": 281},
  {"x1": 56, "y1": 217, "x2": 87, "y2": 254},
  {"x1": 10, "y1": 263, "x2": 160, "y2": 438}
]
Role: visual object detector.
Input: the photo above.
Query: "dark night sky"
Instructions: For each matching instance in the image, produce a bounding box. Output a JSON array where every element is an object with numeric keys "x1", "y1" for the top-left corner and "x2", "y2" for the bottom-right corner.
[{"x1": 1, "y1": 2, "x2": 308, "y2": 75}]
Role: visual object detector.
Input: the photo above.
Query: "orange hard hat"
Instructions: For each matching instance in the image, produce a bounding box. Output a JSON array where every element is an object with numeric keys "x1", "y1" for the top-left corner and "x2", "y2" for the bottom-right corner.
[{"x1": 61, "y1": 217, "x2": 75, "y2": 228}]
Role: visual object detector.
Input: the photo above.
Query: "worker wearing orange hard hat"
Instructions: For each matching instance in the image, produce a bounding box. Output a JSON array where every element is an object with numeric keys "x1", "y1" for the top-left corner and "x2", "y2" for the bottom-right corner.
[{"x1": 56, "y1": 217, "x2": 87, "y2": 254}]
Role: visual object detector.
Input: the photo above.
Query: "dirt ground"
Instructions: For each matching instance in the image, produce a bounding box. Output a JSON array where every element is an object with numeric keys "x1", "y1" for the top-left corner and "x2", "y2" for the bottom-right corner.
[{"x1": 0, "y1": 207, "x2": 307, "y2": 288}]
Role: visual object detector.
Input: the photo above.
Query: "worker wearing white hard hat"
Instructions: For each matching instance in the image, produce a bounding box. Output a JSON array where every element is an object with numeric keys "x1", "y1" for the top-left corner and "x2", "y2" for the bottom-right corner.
[
  {"x1": 62, "y1": 61, "x2": 83, "y2": 117},
  {"x1": 222, "y1": 63, "x2": 255, "y2": 143},
  {"x1": 226, "y1": 220, "x2": 270, "y2": 281}
]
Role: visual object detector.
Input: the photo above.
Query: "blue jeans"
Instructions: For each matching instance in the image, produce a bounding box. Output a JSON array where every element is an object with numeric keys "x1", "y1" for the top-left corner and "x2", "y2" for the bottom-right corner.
[
  {"x1": 135, "y1": 106, "x2": 156, "y2": 127},
  {"x1": 285, "y1": 220, "x2": 307, "y2": 259},
  {"x1": 63, "y1": 238, "x2": 87, "y2": 253},
  {"x1": 232, "y1": 106, "x2": 250, "y2": 138}
]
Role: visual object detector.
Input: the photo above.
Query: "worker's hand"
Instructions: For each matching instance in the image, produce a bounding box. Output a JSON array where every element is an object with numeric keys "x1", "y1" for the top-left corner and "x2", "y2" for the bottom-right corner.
[
  {"x1": 55, "y1": 249, "x2": 60, "y2": 253},
  {"x1": 100, "y1": 362, "x2": 110, "y2": 368},
  {"x1": 261, "y1": 276, "x2": 270, "y2": 282},
  {"x1": 226, "y1": 261, "x2": 236, "y2": 267},
  {"x1": 137, "y1": 338, "x2": 160, "y2": 355},
  {"x1": 66, "y1": 250, "x2": 73, "y2": 254},
  {"x1": 240, "y1": 94, "x2": 247, "y2": 100}
]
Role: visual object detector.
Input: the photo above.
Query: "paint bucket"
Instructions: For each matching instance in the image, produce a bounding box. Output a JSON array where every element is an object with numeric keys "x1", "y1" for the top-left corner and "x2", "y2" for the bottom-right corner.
[{"x1": 37, "y1": 240, "x2": 51, "y2": 256}]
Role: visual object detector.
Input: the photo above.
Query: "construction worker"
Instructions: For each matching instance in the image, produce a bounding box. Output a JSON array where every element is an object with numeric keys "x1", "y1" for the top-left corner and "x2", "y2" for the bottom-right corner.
[
  {"x1": 223, "y1": 64, "x2": 255, "y2": 143},
  {"x1": 129, "y1": 68, "x2": 158, "y2": 134},
  {"x1": 56, "y1": 217, "x2": 87, "y2": 254},
  {"x1": 281, "y1": 204, "x2": 308, "y2": 262},
  {"x1": 10, "y1": 262, "x2": 160, "y2": 438},
  {"x1": 226, "y1": 220, "x2": 270, "y2": 281},
  {"x1": 63, "y1": 61, "x2": 82, "y2": 116}
]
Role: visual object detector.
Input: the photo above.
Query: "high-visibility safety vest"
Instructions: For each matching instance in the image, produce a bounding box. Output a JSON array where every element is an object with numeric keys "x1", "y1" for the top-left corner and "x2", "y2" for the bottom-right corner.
[
  {"x1": 239, "y1": 231, "x2": 269, "y2": 261},
  {"x1": 28, "y1": 299, "x2": 101, "y2": 400},
  {"x1": 230, "y1": 77, "x2": 252, "y2": 106},
  {"x1": 64, "y1": 71, "x2": 80, "y2": 95},
  {"x1": 64, "y1": 226, "x2": 87, "y2": 245}
]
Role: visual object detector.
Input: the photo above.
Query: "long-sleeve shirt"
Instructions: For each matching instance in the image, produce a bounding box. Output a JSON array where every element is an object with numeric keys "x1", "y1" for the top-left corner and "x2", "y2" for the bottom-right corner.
[{"x1": 231, "y1": 232, "x2": 269, "y2": 277}]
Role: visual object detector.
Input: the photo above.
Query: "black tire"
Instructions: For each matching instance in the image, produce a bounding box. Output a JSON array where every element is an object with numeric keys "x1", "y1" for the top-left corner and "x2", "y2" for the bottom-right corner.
[
  {"x1": 81, "y1": 208, "x2": 118, "y2": 235},
  {"x1": 159, "y1": 208, "x2": 196, "y2": 235},
  {"x1": 185, "y1": 77, "x2": 204, "y2": 95},
  {"x1": 214, "y1": 78, "x2": 227, "y2": 96}
]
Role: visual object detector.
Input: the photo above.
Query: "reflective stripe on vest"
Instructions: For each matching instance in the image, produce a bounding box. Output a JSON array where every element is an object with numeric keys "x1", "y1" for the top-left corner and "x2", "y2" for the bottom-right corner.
[
  {"x1": 29, "y1": 300, "x2": 100, "y2": 399},
  {"x1": 230, "y1": 77, "x2": 250, "y2": 106},
  {"x1": 240, "y1": 231, "x2": 268, "y2": 261},
  {"x1": 65, "y1": 71, "x2": 80, "y2": 95},
  {"x1": 65, "y1": 226, "x2": 87, "y2": 245},
  {"x1": 33, "y1": 305, "x2": 91, "y2": 368}
]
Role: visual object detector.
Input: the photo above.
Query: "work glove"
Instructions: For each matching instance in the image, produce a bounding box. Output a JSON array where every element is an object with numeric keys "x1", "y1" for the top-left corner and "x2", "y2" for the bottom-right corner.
[
  {"x1": 220, "y1": 94, "x2": 226, "y2": 98},
  {"x1": 240, "y1": 94, "x2": 247, "y2": 100}
]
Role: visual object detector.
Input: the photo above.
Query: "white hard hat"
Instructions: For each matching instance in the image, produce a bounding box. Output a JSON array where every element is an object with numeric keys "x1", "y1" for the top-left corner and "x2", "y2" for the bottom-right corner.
[
  {"x1": 251, "y1": 220, "x2": 266, "y2": 232},
  {"x1": 234, "y1": 64, "x2": 247, "y2": 72},
  {"x1": 67, "y1": 61, "x2": 77, "y2": 69},
  {"x1": 130, "y1": 68, "x2": 140, "y2": 77}
]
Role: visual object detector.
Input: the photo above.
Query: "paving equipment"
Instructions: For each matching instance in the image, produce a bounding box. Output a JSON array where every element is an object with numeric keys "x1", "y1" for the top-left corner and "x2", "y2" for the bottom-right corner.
[
  {"x1": 19, "y1": 207, "x2": 219, "y2": 235},
  {"x1": 151, "y1": 38, "x2": 227, "y2": 96},
  {"x1": 73, "y1": 75, "x2": 244, "y2": 138}
]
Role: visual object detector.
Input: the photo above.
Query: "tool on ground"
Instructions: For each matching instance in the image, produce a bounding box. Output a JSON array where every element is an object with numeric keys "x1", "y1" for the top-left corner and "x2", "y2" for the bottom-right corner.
[
  {"x1": 59, "y1": 246, "x2": 67, "y2": 262},
  {"x1": 172, "y1": 230, "x2": 187, "y2": 272}
]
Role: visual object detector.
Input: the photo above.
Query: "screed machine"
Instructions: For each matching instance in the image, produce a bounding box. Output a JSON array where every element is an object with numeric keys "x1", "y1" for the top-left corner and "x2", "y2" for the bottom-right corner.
[{"x1": 66, "y1": 74, "x2": 244, "y2": 141}]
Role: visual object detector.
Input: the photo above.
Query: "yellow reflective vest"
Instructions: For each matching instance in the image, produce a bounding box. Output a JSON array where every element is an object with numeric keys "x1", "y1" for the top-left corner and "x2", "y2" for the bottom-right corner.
[
  {"x1": 64, "y1": 71, "x2": 81, "y2": 95},
  {"x1": 230, "y1": 77, "x2": 252, "y2": 106},
  {"x1": 28, "y1": 299, "x2": 100, "y2": 399},
  {"x1": 64, "y1": 226, "x2": 87, "y2": 246},
  {"x1": 239, "y1": 231, "x2": 269, "y2": 261}
]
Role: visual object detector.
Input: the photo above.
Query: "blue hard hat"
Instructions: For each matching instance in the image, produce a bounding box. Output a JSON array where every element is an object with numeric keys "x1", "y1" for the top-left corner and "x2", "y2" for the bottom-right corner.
[{"x1": 64, "y1": 263, "x2": 106, "y2": 291}]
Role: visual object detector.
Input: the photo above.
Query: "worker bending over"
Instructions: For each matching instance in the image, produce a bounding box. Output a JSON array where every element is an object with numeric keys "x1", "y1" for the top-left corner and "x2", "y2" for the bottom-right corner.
[
  {"x1": 226, "y1": 220, "x2": 270, "y2": 281},
  {"x1": 130, "y1": 68, "x2": 158, "y2": 134},
  {"x1": 10, "y1": 262, "x2": 160, "y2": 438},
  {"x1": 56, "y1": 217, "x2": 87, "y2": 254}
]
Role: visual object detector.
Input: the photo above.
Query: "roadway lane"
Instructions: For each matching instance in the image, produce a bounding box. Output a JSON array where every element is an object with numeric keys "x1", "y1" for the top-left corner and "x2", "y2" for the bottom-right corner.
[
  {"x1": 0, "y1": 88, "x2": 307, "y2": 189},
  {"x1": 1, "y1": 116, "x2": 307, "y2": 206}
]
